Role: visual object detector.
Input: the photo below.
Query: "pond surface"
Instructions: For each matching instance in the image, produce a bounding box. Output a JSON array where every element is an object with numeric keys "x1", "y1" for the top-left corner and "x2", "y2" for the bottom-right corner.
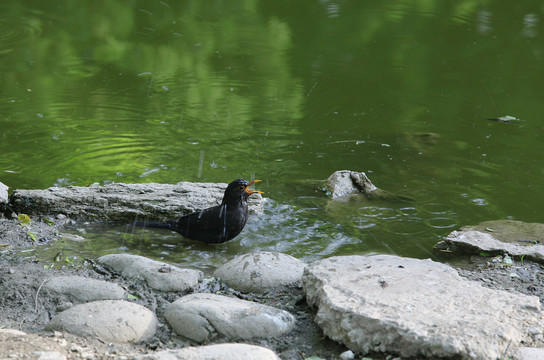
[{"x1": 1, "y1": 1, "x2": 543, "y2": 269}]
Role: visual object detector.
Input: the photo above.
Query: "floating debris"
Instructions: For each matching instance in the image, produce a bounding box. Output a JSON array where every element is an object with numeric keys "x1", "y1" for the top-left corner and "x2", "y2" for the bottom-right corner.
[{"x1": 488, "y1": 115, "x2": 522, "y2": 123}]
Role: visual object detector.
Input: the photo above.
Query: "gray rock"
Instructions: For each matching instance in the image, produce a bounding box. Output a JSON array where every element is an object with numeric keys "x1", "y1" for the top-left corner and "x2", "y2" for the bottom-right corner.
[
  {"x1": 436, "y1": 229, "x2": 544, "y2": 263},
  {"x1": 98, "y1": 254, "x2": 202, "y2": 292},
  {"x1": 0, "y1": 328, "x2": 27, "y2": 336},
  {"x1": 339, "y1": 350, "x2": 355, "y2": 360},
  {"x1": 9, "y1": 181, "x2": 263, "y2": 222},
  {"x1": 45, "y1": 300, "x2": 157, "y2": 343},
  {"x1": 0, "y1": 182, "x2": 7, "y2": 206},
  {"x1": 326, "y1": 170, "x2": 412, "y2": 201},
  {"x1": 302, "y1": 255, "x2": 543, "y2": 359},
  {"x1": 327, "y1": 170, "x2": 359, "y2": 199},
  {"x1": 43, "y1": 275, "x2": 125, "y2": 302},
  {"x1": 462, "y1": 219, "x2": 544, "y2": 244},
  {"x1": 164, "y1": 293, "x2": 295, "y2": 342},
  {"x1": 214, "y1": 252, "x2": 306, "y2": 293},
  {"x1": 132, "y1": 343, "x2": 280, "y2": 360}
]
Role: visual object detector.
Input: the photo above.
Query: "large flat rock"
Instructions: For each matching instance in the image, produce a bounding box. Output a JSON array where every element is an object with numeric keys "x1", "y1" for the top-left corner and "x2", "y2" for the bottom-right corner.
[
  {"x1": 164, "y1": 293, "x2": 295, "y2": 342},
  {"x1": 435, "y1": 220, "x2": 544, "y2": 263},
  {"x1": 45, "y1": 300, "x2": 157, "y2": 343},
  {"x1": 214, "y1": 251, "x2": 306, "y2": 293},
  {"x1": 9, "y1": 181, "x2": 263, "y2": 222},
  {"x1": 302, "y1": 255, "x2": 543, "y2": 359},
  {"x1": 98, "y1": 254, "x2": 202, "y2": 292}
]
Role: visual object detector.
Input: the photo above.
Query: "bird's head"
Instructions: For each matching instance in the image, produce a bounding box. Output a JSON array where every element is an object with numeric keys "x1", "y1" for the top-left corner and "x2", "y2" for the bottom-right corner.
[{"x1": 223, "y1": 178, "x2": 263, "y2": 203}]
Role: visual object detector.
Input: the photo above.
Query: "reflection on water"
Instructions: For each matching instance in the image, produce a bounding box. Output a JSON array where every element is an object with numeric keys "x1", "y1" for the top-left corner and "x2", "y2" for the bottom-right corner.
[
  {"x1": 2, "y1": 1, "x2": 544, "y2": 266},
  {"x1": 37, "y1": 194, "x2": 463, "y2": 271}
]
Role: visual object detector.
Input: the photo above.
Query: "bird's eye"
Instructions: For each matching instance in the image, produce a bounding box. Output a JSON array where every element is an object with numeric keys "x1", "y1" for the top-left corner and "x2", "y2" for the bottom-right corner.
[{"x1": 238, "y1": 185, "x2": 245, "y2": 190}]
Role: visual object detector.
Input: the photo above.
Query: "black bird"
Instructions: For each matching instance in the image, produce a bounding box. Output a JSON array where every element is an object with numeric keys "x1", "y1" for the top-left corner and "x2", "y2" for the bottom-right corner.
[{"x1": 135, "y1": 179, "x2": 263, "y2": 244}]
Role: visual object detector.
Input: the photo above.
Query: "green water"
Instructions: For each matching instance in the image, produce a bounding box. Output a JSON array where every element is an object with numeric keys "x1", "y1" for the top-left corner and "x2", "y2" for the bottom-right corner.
[{"x1": 1, "y1": 1, "x2": 543, "y2": 269}]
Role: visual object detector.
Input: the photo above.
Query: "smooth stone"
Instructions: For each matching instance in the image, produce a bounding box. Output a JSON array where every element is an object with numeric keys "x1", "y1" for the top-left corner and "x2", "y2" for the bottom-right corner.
[
  {"x1": 302, "y1": 255, "x2": 543, "y2": 359},
  {"x1": 436, "y1": 228, "x2": 544, "y2": 263},
  {"x1": 44, "y1": 275, "x2": 126, "y2": 302},
  {"x1": 98, "y1": 254, "x2": 202, "y2": 292},
  {"x1": 0, "y1": 328, "x2": 27, "y2": 336},
  {"x1": 164, "y1": 293, "x2": 295, "y2": 342},
  {"x1": 45, "y1": 300, "x2": 157, "y2": 343},
  {"x1": 339, "y1": 350, "x2": 355, "y2": 360},
  {"x1": 133, "y1": 343, "x2": 280, "y2": 360},
  {"x1": 214, "y1": 251, "x2": 306, "y2": 293}
]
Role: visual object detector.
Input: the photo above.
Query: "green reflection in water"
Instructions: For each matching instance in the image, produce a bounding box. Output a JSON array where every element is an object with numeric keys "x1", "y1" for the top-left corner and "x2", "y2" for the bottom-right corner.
[{"x1": 1, "y1": 1, "x2": 543, "y2": 266}]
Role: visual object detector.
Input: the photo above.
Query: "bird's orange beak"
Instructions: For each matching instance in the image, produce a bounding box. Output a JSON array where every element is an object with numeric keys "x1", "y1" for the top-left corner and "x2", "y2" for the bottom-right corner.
[{"x1": 245, "y1": 179, "x2": 263, "y2": 195}]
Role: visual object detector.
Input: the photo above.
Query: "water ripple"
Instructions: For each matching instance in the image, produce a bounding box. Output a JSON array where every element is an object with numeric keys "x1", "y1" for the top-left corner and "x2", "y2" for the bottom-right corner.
[{"x1": 0, "y1": 14, "x2": 42, "y2": 53}]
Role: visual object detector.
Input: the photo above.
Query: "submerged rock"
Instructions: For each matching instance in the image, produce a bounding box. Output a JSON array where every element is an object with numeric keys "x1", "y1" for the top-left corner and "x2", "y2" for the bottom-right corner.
[
  {"x1": 214, "y1": 251, "x2": 307, "y2": 293},
  {"x1": 43, "y1": 275, "x2": 126, "y2": 302},
  {"x1": 9, "y1": 181, "x2": 263, "y2": 222},
  {"x1": 326, "y1": 170, "x2": 413, "y2": 201},
  {"x1": 98, "y1": 254, "x2": 202, "y2": 292},
  {"x1": 133, "y1": 343, "x2": 281, "y2": 360},
  {"x1": 45, "y1": 300, "x2": 157, "y2": 343},
  {"x1": 164, "y1": 293, "x2": 296, "y2": 342},
  {"x1": 435, "y1": 220, "x2": 544, "y2": 263},
  {"x1": 302, "y1": 254, "x2": 543, "y2": 359}
]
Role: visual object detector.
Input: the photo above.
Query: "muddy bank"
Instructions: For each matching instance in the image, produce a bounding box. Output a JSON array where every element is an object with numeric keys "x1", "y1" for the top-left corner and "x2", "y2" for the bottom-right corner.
[
  {"x1": 2, "y1": 216, "x2": 544, "y2": 359},
  {"x1": 2, "y1": 177, "x2": 544, "y2": 359},
  {"x1": 0, "y1": 218, "x2": 348, "y2": 360}
]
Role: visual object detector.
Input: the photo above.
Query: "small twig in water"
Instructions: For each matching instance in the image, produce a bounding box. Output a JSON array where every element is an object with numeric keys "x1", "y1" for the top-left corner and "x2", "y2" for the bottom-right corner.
[{"x1": 306, "y1": 82, "x2": 317, "y2": 97}]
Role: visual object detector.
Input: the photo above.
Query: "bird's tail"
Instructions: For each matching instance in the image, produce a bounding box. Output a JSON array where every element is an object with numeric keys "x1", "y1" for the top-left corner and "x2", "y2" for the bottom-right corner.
[{"x1": 132, "y1": 220, "x2": 173, "y2": 230}]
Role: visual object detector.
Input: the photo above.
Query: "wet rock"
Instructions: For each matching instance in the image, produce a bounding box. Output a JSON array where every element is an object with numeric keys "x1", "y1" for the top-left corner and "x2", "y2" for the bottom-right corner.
[
  {"x1": 326, "y1": 170, "x2": 413, "y2": 201},
  {"x1": 302, "y1": 255, "x2": 543, "y2": 360},
  {"x1": 326, "y1": 171, "x2": 358, "y2": 199},
  {"x1": 43, "y1": 275, "x2": 126, "y2": 302},
  {"x1": 164, "y1": 293, "x2": 296, "y2": 342},
  {"x1": 436, "y1": 228, "x2": 544, "y2": 263},
  {"x1": 45, "y1": 300, "x2": 157, "y2": 343},
  {"x1": 9, "y1": 181, "x2": 263, "y2": 222},
  {"x1": 0, "y1": 182, "x2": 7, "y2": 206},
  {"x1": 461, "y1": 219, "x2": 544, "y2": 244},
  {"x1": 214, "y1": 251, "x2": 307, "y2": 293},
  {"x1": 98, "y1": 254, "x2": 202, "y2": 292},
  {"x1": 133, "y1": 343, "x2": 280, "y2": 360}
]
